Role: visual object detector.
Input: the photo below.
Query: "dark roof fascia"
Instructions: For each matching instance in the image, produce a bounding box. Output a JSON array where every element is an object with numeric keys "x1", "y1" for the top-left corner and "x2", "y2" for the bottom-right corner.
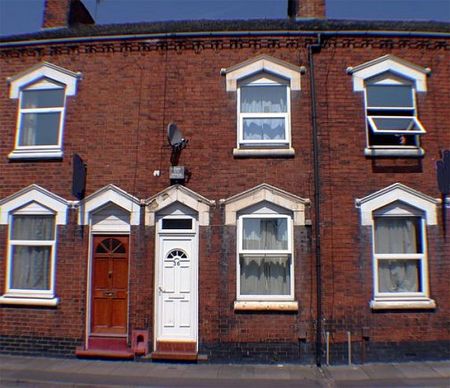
[{"x1": 1, "y1": 19, "x2": 449, "y2": 47}]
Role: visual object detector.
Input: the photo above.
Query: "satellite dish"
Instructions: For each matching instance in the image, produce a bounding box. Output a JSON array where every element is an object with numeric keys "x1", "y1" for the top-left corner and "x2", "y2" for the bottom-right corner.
[{"x1": 167, "y1": 122, "x2": 188, "y2": 152}]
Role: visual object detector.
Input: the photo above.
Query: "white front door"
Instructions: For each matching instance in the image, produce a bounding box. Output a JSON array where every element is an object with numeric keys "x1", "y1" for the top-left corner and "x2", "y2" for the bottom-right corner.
[{"x1": 156, "y1": 235, "x2": 197, "y2": 342}]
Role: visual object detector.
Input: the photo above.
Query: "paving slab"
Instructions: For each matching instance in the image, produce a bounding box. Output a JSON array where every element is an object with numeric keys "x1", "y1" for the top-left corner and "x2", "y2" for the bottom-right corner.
[
  {"x1": 393, "y1": 362, "x2": 441, "y2": 379},
  {"x1": 251, "y1": 364, "x2": 292, "y2": 380},
  {"x1": 322, "y1": 365, "x2": 370, "y2": 381},
  {"x1": 217, "y1": 364, "x2": 256, "y2": 379},
  {"x1": 426, "y1": 361, "x2": 450, "y2": 378},
  {"x1": 179, "y1": 364, "x2": 221, "y2": 379},
  {"x1": 286, "y1": 365, "x2": 320, "y2": 380},
  {"x1": 360, "y1": 363, "x2": 403, "y2": 379}
]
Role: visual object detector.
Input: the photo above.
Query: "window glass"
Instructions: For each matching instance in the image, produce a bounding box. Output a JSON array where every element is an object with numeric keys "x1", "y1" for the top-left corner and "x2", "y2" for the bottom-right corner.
[
  {"x1": 241, "y1": 86, "x2": 287, "y2": 113},
  {"x1": 12, "y1": 215, "x2": 55, "y2": 240},
  {"x1": 10, "y1": 215, "x2": 55, "y2": 291},
  {"x1": 370, "y1": 117, "x2": 420, "y2": 133},
  {"x1": 162, "y1": 218, "x2": 193, "y2": 229},
  {"x1": 374, "y1": 217, "x2": 422, "y2": 254},
  {"x1": 378, "y1": 259, "x2": 421, "y2": 293},
  {"x1": 243, "y1": 118, "x2": 285, "y2": 141},
  {"x1": 242, "y1": 218, "x2": 288, "y2": 250},
  {"x1": 21, "y1": 89, "x2": 65, "y2": 109},
  {"x1": 11, "y1": 246, "x2": 51, "y2": 290},
  {"x1": 366, "y1": 85, "x2": 413, "y2": 108},
  {"x1": 240, "y1": 255, "x2": 291, "y2": 295},
  {"x1": 19, "y1": 113, "x2": 60, "y2": 146}
]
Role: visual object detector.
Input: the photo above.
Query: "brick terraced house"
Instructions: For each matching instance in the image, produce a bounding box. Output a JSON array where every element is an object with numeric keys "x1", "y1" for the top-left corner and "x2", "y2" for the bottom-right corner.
[{"x1": 0, "y1": 0, "x2": 449, "y2": 364}]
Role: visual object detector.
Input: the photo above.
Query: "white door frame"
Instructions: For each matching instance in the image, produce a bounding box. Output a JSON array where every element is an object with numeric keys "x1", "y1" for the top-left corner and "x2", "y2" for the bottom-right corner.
[{"x1": 154, "y1": 213, "x2": 198, "y2": 349}]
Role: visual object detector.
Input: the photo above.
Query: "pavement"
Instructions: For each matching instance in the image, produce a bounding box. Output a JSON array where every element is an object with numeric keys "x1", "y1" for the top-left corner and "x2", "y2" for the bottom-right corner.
[{"x1": 1, "y1": 355, "x2": 450, "y2": 387}]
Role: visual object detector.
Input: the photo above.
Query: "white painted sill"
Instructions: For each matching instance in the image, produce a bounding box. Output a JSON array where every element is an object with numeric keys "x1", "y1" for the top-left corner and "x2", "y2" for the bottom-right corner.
[
  {"x1": 234, "y1": 301, "x2": 298, "y2": 311},
  {"x1": 364, "y1": 147, "x2": 425, "y2": 158},
  {"x1": 0, "y1": 296, "x2": 59, "y2": 307},
  {"x1": 370, "y1": 298, "x2": 436, "y2": 310},
  {"x1": 8, "y1": 149, "x2": 63, "y2": 160},
  {"x1": 233, "y1": 147, "x2": 295, "y2": 158}
]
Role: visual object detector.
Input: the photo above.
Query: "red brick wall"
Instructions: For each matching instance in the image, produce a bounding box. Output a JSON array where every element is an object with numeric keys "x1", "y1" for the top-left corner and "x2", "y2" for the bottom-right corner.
[
  {"x1": 0, "y1": 34, "x2": 448, "y2": 360},
  {"x1": 42, "y1": 0, "x2": 71, "y2": 29},
  {"x1": 289, "y1": 0, "x2": 325, "y2": 18},
  {"x1": 314, "y1": 40, "x2": 450, "y2": 349}
]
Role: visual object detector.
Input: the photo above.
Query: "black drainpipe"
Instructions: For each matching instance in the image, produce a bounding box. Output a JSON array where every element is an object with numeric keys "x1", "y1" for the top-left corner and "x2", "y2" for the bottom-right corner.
[{"x1": 308, "y1": 33, "x2": 323, "y2": 367}]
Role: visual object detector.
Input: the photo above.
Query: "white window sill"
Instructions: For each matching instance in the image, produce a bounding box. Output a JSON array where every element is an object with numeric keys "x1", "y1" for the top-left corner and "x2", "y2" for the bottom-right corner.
[
  {"x1": 8, "y1": 149, "x2": 63, "y2": 160},
  {"x1": 234, "y1": 301, "x2": 298, "y2": 311},
  {"x1": 0, "y1": 296, "x2": 59, "y2": 306},
  {"x1": 364, "y1": 147, "x2": 424, "y2": 158},
  {"x1": 370, "y1": 298, "x2": 436, "y2": 310},
  {"x1": 233, "y1": 147, "x2": 295, "y2": 158}
]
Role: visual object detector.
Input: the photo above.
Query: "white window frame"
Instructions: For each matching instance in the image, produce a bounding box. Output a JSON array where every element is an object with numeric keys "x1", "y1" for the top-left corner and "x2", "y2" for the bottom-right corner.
[
  {"x1": 0, "y1": 184, "x2": 69, "y2": 306},
  {"x1": 363, "y1": 77, "x2": 425, "y2": 152},
  {"x1": 349, "y1": 54, "x2": 429, "y2": 157},
  {"x1": 6, "y1": 208, "x2": 57, "y2": 300},
  {"x1": 159, "y1": 214, "x2": 196, "y2": 233},
  {"x1": 237, "y1": 213, "x2": 294, "y2": 301},
  {"x1": 13, "y1": 80, "x2": 67, "y2": 158},
  {"x1": 355, "y1": 183, "x2": 438, "y2": 310},
  {"x1": 371, "y1": 213, "x2": 428, "y2": 301},
  {"x1": 224, "y1": 55, "x2": 302, "y2": 157},
  {"x1": 237, "y1": 76, "x2": 291, "y2": 148},
  {"x1": 7, "y1": 62, "x2": 81, "y2": 160}
]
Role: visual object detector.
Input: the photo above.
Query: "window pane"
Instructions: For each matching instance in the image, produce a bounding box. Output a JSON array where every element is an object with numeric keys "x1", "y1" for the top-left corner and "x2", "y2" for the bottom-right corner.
[
  {"x1": 243, "y1": 118, "x2": 285, "y2": 141},
  {"x1": 240, "y1": 255, "x2": 290, "y2": 295},
  {"x1": 241, "y1": 86, "x2": 287, "y2": 113},
  {"x1": 19, "y1": 112, "x2": 60, "y2": 146},
  {"x1": 243, "y1": 218, "x2": 288, "y2": 250},
  {"x1": 366, "y1": 85, "x2": 413, "y2": 108},
  {"x1": 378, "y1": 259, "x2": 421, "y2": 292},
  {"x1": 368, "y1": 131, "x2": 417, "y2": 147},
  {"x1": 162, "y1": 218, "x2": 193, "y2": 229},
  {"x1": 21, "y1": 89, "x2": 64, "y2": 108},
  {"x1": 374, "y1": 217, "x2": 422, "y2": 254},
  {"x1": 370, "y1": 117, "x2": 421, "y2": 133},
  {"x1": 11, "y1": 246, "x2": 51, "y2": 290},
  {"x1": 12, "y1": 215, "x2": 55, "y2": 240}
]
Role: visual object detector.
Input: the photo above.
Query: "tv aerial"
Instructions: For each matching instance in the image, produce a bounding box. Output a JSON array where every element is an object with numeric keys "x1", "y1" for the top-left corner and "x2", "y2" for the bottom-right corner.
[{"x1": 167, "y1": 122, "x2": 188, "y2": 153}]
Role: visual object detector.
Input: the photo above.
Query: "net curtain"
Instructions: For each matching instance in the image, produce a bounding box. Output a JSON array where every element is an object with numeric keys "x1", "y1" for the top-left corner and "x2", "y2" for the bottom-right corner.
[
  {"x1": 11, "y1": 215, "x2": 54, "y2": 290},
  {"x1": 375, "y1": 217, "x2": 420, "y2": 293},
  {"x1": 240, "y1": 218, "x2": 290, "y2": 295}
]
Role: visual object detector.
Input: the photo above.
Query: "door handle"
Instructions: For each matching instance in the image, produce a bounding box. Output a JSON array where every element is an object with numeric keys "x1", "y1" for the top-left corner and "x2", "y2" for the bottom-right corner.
[{"x1": 104, "y1": 291, "x2": 114, "y2": 297}]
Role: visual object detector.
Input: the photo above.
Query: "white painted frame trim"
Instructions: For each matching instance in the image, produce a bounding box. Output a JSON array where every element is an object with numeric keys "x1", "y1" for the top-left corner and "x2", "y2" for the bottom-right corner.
[
  {"x1": 348, "y1": 54, "x2": 429, "y2": 92},
  {"x1": 356, "y1": 183, "x2": 438, "y2": 310},
  {"x1": 221, "y1": 183, "x2": 310, "y2": 226},
  {"x1": 225, "y1": 54, "x2": 302, "y2": 92},
  {"x1": 7, "y1": 62, "x2": 81, "y2": 160},
  {"x1": 8, "y1": 62, "x2": 81, "y2": 98},
  {"x1": 0, "y1": 184, "x2": 68, "y2": 305},
  {"x1": 78, "y1": 184, "x2": 141, "y2": 226},
  {"x1": 237, "y1": 80, "x2": 291, "y2": 149},
  {"x1": 154, "y1": 208, "x2": 199, "y2": 349},
  {"x1": 355, "y1": 183, "x2": 439, "y2": 226},
  {"x1": 145, "y1": 185, "x2": 214, "y2": 226},
  {"x1": 237, "y1": 214, "x2": 294, "y2": 301},
  {"x1": 0, "y1": 184, "x2": 69, "y2": 225}
]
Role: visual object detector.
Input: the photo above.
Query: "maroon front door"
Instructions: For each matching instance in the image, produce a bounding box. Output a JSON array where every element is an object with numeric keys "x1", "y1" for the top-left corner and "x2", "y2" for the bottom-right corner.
[{"x1": 91, "y1": 236, "x2": 129, "y2": 335}]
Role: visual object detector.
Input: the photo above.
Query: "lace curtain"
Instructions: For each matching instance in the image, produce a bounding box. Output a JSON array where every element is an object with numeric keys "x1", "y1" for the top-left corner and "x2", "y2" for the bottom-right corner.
[
  {"x1": 241, "y1": 85, "x2": 287, "y2": 141},
  {"x1": 240, "y1": 218, "x2": 290, "y2": 295},
  {"x1": 375, "y1": 217, "x2": 420, "y2": 293},
  {"x1": 240, "y1": 86, "x2": 287, "y2": 113},
  {"x1": 11, "y1": 215, "x2": 54, "y2": 290}
]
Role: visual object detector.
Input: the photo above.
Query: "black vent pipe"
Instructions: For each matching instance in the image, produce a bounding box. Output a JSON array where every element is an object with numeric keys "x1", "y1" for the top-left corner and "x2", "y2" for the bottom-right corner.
[{"x1": 308, "y1": 33, "x2": 323, "y2": 367}]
